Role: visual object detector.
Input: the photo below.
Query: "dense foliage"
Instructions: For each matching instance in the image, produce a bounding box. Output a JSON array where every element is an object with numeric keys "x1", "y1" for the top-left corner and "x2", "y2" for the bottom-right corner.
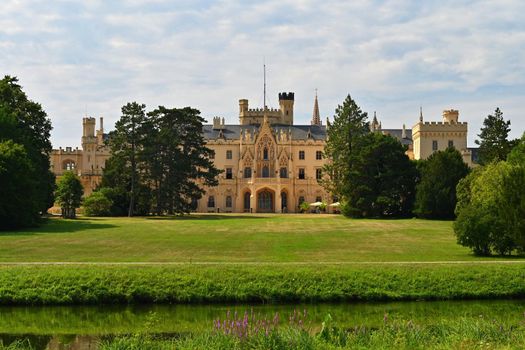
[
  {"x1": 507, "y1": 132, "x2": 525, "y2": 165},
  {"x1": 100, "y1": 103, "x2": 220, "y2": 215},
  {"x1": 454, "y1": 161, "x2": 525, "y2": 255},
  {"x1": 322, "y1": 95, "x2": 417, "y2": 218},
  {"x1": 55, "y1": 171, "x2": 83, "y2": 219},
  {"x1": 414, "y1": 148, "x2": 469, "y2": 219},
  {"x1": 0, "y1": 141, "x2": 39, "y2": 229},
  {"x1": 83, "y1": 191, "x2": 113, "y2": 217},
  {"x1": 340, "y1": 133, "x2": 417, "y2": 218},
  {"x1": 475, "y1": 107, "x2": 514, "y2": 165},
  {"x1": 0, "y1": 76, "x2": 55, "y2": 229}
]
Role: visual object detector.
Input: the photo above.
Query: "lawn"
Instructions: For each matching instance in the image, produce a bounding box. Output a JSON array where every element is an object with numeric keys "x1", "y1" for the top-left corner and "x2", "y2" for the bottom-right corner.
[{"x1": 0, "y1": 214, "x2": 501, "y2": 263}]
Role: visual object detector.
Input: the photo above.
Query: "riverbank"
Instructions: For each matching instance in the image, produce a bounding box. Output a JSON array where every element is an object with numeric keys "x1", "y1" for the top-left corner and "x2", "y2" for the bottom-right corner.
[{"x1": 0, "y1": 263, "x2": 524, "y2": 305}]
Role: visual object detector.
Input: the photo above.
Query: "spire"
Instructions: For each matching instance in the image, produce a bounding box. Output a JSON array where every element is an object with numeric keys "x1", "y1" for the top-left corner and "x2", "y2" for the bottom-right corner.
[
  {"x1": 370, "y1": 111, "x2": 379, "y2": 132},
  {"x1": 419, "y1": 106, "x2": 423, "y2": 122},
  {"x1": 311, "y1": 89, "x2": 321, "y2": 126},
  {"x1": 402, "y1": 123, "x2": 406, "y2": 139}
]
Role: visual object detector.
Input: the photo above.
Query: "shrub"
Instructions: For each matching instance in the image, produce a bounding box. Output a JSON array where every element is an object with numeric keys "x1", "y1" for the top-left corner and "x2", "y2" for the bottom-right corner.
[
  {"x1": 299, "y1": 201, "x2": 310, "y2": 213},
  {"x1": 83, "y1": 192, "x2": 113, "y2": 217},
  {"x1": 454, "y1": 161, "x2": 525, "y2": 255}
]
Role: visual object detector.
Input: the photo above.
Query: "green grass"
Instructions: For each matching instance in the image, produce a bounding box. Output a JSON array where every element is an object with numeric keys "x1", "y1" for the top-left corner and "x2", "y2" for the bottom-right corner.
[
  {"x1": 0, "y1": 264, "x2": 524, "y2": 305},
  {"x1": 0, "y1": 214, "x2": 518, "y2": 263},
  {"x1": 98, "y1": 318, "x2": 525, "y2": 350}
]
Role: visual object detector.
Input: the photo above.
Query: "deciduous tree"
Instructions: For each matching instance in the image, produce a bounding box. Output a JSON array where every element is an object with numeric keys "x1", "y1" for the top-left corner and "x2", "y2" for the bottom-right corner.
[
  {"x1": 55, "y1": 171, "x2": 83, "y2": 219},
  {"x1": 414, "y1": 148, "x2": 469, "y2": 219}
]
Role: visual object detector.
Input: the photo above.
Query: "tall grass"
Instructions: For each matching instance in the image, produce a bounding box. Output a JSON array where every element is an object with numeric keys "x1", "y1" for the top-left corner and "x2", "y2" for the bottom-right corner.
[{"x1": 0, "y1": 264, "x2": 524, "y2": 305}]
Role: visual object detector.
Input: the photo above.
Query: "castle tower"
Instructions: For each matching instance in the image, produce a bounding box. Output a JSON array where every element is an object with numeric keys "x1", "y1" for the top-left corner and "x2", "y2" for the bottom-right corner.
[
  {"x1": 311, "y1": 91, "x2": 321, "y2": 126},
  {"x1": 442, "y1": 109, "x2": 459, "y2": 124},
  {"x1": 279, "y1": 92, "x2": 294, "y2": 125}
]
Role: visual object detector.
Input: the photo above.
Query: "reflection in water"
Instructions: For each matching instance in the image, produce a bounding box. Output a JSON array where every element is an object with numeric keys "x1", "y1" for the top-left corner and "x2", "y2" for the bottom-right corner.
[{"x1": 1, "y1": 299, "x2": 524, "y2": 349}]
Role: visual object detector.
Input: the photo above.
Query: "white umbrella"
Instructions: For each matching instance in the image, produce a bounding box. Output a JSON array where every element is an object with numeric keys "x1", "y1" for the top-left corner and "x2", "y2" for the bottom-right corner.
[
  {"x1": 329, "y1": 202, "x2": 340, "y2": 207},
  {"x1": 310, "y1": 201, "x2": 323, "y2": 207}
]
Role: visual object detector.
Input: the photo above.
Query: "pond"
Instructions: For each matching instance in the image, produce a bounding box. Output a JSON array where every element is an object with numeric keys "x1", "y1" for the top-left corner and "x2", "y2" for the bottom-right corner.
[{"x1": 1, "y1": 299, "x2": 524, "y2": 349}]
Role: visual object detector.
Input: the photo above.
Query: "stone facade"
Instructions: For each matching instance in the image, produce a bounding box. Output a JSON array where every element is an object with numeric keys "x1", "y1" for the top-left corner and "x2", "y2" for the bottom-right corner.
[
  {"x1": 49, "y1": 94, "x2": 477, "y2": 213},
  {"x1": 50, "y1": 117, "x2": 110, "y2": 197},
  {"x1": 199, "y1": 93, "x2": 330, "y2": 213}
]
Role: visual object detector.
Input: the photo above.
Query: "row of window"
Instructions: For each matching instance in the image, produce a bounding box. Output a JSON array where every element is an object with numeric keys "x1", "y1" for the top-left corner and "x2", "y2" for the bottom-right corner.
[
  {"x1": 432, "y1": 140, "x2": 454, "y2": 151},
  {"x1": 211, "y1": 150, "x2": 323, "y2": 160},
  {"x1": 224, "y1": 167, "x2": 322, "y2": 180}
]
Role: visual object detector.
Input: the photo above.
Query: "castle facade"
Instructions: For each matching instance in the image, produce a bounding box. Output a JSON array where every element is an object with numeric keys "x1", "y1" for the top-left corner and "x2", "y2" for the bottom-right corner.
[{"x1": 50, "y1": 92, "x2": 477, "y2": 213}]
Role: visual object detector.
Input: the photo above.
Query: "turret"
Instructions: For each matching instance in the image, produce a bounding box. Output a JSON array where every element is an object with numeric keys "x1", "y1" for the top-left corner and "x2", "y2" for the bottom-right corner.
[
  {"x1": 239, "y1": 99, "x2": 248, "y2": 117},
  {"x1": 82, "y1": 117, "x2": 96, "y2": 137},
  {"x1": 278, "y1": 92, "x2": 294, "y2": 125},
  {"x1": 442, "y1": 109, "x2": 459, "y2": 124}
]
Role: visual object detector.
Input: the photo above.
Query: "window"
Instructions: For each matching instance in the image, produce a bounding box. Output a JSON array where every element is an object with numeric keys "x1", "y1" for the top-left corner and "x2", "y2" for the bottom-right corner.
[
  {"x1": 225, "y1": 196, "x2": 232, "y2": 208},
  {"x1": 298, "y1": 168, "x2": 305, "y2": 179},
  {"x1": 280, "y1": 167, "x2": 288, "y2": 178},
  {"x1": 226, "y1": 168, "x2": 233, "y2": 179},
  {"x1": 448, "y1": 140, "x2": 454, "y2": 148},
  {"x1": 244, "y1": 167, "x2": 252, "y2": 178},
  {"x1": 432, "y1": 140, "x2": 438, "y2": 151},
  {"x1": 244, "y1": 192, "x2": 251, "y2": 211},
  {"x1": 207, "y1": 196, "x2": 215, "y2": 208},
  {"x1": 316, "y1": 196, "x2": 322, "y2": 202},
  {"x1": 190, "y1": 198, "x2": 198, "y2": 210},
  {"x1": 262, "y1": 166, "x2": 270, "y2": 178},
  {"x1": 316, "y1": 168, "x2": 322, "y2": 180},
  {"x1": 226, "y1": 150, "x2": 232, "y2": 159},
  {"x1": 210, "y1": 151, "x2": 215, "y2": 159},
  {"x1": 263, "y1": 148, "x2": 269, "y2": 160},
  {"x1": 63, "y1": 160, "x2": 75, "y2": 171},
  {"x1": 298, "y1": 196, "x2": 305, "y2": 205},
  {"x1": 299, "y1": 150, "x2": 305, "y2": 160},
  {"x1": 316, "y1": 151, "x2": 322, "y2": 160}
]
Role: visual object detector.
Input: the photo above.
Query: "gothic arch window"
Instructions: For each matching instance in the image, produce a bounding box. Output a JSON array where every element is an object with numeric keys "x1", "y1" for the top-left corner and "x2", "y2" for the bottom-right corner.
[
  {"x1": 263, "y1": 148, "x2": 269, "y2": 160},
  {"x1": 244, "y1": 192, "x2": 251, "y2": 212},
  {"x1": 62, "y1": 160, "x2": 76, "y2": 171}
]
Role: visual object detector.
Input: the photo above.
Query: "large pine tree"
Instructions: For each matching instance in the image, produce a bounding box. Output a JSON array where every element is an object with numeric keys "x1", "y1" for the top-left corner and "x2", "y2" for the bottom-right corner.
[
  {"x1": 321, "y1": 94, "x2": 369, "y2": 199},
  {"x1": 475, "y1": 108, "x2": 513, "y2": 165}
]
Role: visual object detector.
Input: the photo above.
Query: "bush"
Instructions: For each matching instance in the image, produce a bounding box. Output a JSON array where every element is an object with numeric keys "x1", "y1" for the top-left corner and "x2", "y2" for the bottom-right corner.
[
  {"x1": 299, "y1": 201, "x2": 310, "y2": 213},
  {"x1": 454, "y1": 161, "x2": 525, "y2": 255},
  {"x1": 83, "y1": 192, "x2": 113, "y2": 217}
]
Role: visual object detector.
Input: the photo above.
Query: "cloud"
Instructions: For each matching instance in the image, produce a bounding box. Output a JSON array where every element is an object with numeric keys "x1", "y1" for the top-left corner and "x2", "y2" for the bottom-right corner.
[{"x1": 1, "y1": 0, "x2": 524, "y2": 148}]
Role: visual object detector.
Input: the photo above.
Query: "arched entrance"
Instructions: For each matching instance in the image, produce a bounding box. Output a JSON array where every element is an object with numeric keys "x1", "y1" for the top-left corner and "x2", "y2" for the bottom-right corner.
[{"x1": 257, "y1": 189, "x2": 274, "y2": 213}]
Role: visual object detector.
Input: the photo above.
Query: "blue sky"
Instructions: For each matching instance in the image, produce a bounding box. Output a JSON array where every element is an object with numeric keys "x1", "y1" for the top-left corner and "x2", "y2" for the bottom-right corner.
[{"x1": 1, "y1": 0, "x2": 524, "y2": 147}]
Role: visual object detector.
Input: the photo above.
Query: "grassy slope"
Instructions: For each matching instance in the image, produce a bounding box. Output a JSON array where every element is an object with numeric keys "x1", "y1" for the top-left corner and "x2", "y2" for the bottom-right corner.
[
  {"x1": 0, "y1": 214, "x2": 509, "y2": 262},
  {"x1": 1, "y1": 215, "x2": 524, "y2": 306}
]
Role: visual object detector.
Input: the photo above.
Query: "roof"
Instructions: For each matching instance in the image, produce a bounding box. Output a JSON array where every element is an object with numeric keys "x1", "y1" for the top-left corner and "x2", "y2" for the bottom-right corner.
[
  {"x1": 202, "y1": 124, "x2": 327, "y2": 141},
  {"x1": 381, "y1": 129, "x2": 413, "y2": 145}
]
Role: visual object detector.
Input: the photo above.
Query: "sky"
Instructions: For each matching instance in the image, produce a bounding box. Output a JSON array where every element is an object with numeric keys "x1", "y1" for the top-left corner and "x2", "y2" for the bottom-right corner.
[{"x1": 1, "y1": 0, "x2": 524, "y2": 148}]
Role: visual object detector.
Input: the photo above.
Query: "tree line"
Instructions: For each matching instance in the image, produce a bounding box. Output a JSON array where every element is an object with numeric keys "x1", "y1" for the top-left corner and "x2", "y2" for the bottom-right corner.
[{"x1": 322, "y1": 94, "x2": 524, "y2": 255}]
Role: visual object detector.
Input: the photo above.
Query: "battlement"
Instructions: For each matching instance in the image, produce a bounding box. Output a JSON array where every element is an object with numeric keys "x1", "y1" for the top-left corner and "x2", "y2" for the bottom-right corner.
[
  {"x1": 421, "y1": 121, "x2": 468, "y2": 126},
  {"x1": 278, "y1": 92, "x2": 294, "y2": 101}
]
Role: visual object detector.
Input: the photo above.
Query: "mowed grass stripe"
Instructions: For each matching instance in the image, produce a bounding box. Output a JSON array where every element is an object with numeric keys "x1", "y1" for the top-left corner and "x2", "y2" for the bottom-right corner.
[{"x1": 0, "y1": 214, "x2": 521, "y2": 263}]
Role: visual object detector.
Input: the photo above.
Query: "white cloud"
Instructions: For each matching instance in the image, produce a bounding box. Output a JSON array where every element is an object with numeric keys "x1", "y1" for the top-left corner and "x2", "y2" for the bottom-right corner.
[{"x1": 0, "y1": 0, "x2": 523, "y2": 147}]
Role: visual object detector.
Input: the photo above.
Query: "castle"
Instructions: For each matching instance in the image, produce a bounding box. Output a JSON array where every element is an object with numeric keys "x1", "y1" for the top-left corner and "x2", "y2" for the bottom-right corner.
[{"x1": 50, "y1": 92, "x2": 477, "y2": 213}]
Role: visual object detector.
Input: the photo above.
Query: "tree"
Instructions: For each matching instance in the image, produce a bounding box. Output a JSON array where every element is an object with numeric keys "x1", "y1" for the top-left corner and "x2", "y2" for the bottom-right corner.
[
  {"x1": 321, "y1": 94, "x2": 369, "y2": 199},
  {"x1": 475, "y1": 108, "x2": 513, "y2": 165},
  {"x1": 414, "y1": 148, "x2": 470, "y2": 219},
  {"x1": 454, "y1": 161, "x2": 525, "y2": 255},
  {"x1": 341, "y1": 133, "x2": 417, "y2": 217},
  {"x1": 83, "y1": 191, "x2": 113, "y2": 216},
  {"x1": 146, "y1": 106, "x2": 220, "y2": 214},
  {"x1": 507, "y1": 132, "x2": 525, "y2": 166},
  {"x1": 107, "y1": 102, "x2": 148, "y2": 217},
  {"x1": 55, "y1": 171, "x2": 83, "y2": 219},
  {"x1": 0, "y1": 76, "x2": 55, "y2": 218},
  {"x1": 0, "y1": 141, "x2": 39, "y2": 229}
]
